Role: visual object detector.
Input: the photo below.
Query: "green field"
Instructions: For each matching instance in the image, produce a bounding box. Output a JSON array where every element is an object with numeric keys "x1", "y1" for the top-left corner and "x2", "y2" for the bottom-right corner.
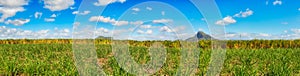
[{"x1": 1, "y1": 44, "x2": 300, "y2": 75}]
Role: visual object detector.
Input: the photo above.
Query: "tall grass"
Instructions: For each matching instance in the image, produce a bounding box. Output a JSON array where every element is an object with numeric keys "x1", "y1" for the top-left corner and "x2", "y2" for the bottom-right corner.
[{"x1": 0, "y1": 44, "x2": 300, "y2": 75}]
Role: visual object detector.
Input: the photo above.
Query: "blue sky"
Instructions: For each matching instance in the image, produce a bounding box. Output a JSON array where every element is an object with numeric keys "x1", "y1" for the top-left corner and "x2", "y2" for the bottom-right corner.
[{"x1": 0, "y1": 0, "x2": 300, "y2": 40}]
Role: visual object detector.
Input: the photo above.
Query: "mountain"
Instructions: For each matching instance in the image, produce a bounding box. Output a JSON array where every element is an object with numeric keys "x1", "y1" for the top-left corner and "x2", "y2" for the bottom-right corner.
[{"x1": 185, "y1": 31, "x2": 213, "y2": 41}]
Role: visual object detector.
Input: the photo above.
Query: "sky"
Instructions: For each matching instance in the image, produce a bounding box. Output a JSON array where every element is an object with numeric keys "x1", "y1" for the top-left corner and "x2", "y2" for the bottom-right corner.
[{"x1": 0, "y1": 0, "x2": 300, "y2": 40}]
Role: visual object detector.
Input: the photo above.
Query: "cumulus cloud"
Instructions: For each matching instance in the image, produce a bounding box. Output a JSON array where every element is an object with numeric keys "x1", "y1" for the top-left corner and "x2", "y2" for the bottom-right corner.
[
  {"x1": 43, "y1": 0, "x2": 75, "y2": 11},
  {"x1": 44, "y1": 14, "x2": 57, "y2": 22},
  {"x1": 53, "y1": 28, "x2": 71, "y2": 38},
  {"x1": 137, "y1": 30, "x2": 153, "y2": 35},
  {"x1": 89, "y1": 16, "x2": 143, "y2": 26},
  {"x1": 137, "y1": 30, "x2": 144, "y2": 34},
  {"x1": 0, "y1": 0, "x2": 29, "y2": 7},
  {"x1": 224, "y1": 31, "x2": 300, "y2": 40},
  {"x1": 90, "y1": 16, "x2": 174, "y2": 26},
  {"x1": 89, "y1": 16, "x2": 115, "y2": 23},
  {"x1": 215, "y1": 8, "x2": 253, "y2": 26},
  {"x1": 233, "y1": 8, "x2": 254, "y2": 18},
  {"x1": 0, "y1": 0, "x2": 29, "y2": 22},
  {"x1": 291, "y1": 29, "x2": 300, "y2": 34},
  {"x1": 160, "y1": 26, "x2": 173, "y2": 33},
  {"x1": 34, "y1": 12, "x2": 43, "y2": 19},
  {"x1": 153, "y1": 19, "x2": 173, "y2": 24},
  {"x1": 258, "y1": 33, "x2": 271, "y2": 37},
  {"x1": 0, "y1": 26, "x2": 73, "y2": 39},
  {"x1": 98, "y1": 27, "x2": 109, "y2": 33},
  {"x1": 273, "y1": 0, "x2": 282, "y2": 5},
  {"x1": 146, "y1": 7, "x2": 152, "y2": 11},
  {"x1": 5, "y1": 19, "x2": 30, "y2": 26},
  {"x1": 94, "y1": 0, "x2": 126, "y2": 6},
  {"x1": 72, "y1": 11, "x2": 91, "y2": 15},
  {"x1": 0, "y1": 7, "x2": 25, "y2": 22},
  {"x1": 284, "y1": 30, "x2": 288, "y2": 33},
  {"x1": 145, "y1": 30, "x2": 153, "y2": 35},
  {"x1": 160, "y1": 26, "x2": 187, "y2": 33},
  {"x1": 113, "y1": 21, "x2": 129, "y2": 26},
  {"x1": 215, "y1": 16, "x2": 236, "y2": 25}
]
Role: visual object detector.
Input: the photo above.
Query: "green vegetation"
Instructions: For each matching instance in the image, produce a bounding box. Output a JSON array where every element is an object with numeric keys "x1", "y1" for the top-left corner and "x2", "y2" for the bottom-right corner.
[
  {"x1": 1, "y1": 39, "x2": 300, "y2": 49},
  {"x1": 0, "y1": 40, "x2": 300, "y2": 75}
]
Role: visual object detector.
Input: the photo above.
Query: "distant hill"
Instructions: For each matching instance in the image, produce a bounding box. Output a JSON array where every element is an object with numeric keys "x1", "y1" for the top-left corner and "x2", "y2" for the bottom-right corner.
[
  {"x1": 96, "y1": 36, "x2": 112, "y2": 39},
  {"x1": 185, "y1": 31, "x2": 213, "y2": 41}
]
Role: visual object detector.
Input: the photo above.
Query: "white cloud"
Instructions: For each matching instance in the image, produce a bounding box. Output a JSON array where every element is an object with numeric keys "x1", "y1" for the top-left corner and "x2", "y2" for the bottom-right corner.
[
  {"x1": 89, "y1": 16, "x2": 142, "y2": 26},
  {"x1": 273, "y1": 0, "x2": 282, "y2": 5},
  {"x1": 258, "y1": 33, "x2": 271, "y2": 37},
  {"x1": 137, "y1": 30, "x2": 153, "y2": 35},
  {"x1": 0, "y1": 0, "x2": 29, "y2": 22},
  {"x1": 113, "y1": 21, "x2": 129, "y2": 26},
  {"x1": 50, "y1": 14, "x2": 57, "y2": 18},
  {"x1": 215, "y1": 16, "x2": 236, "y2": 26},
  {"x1": 5, "y1": 19, "x2": 30, "y2": 26},
  {"x1": 153, "y1": 19, "x2": 173, "y2": 24},
  {"x1": 89, "y1": 16, "x2": 116, "y2": 23},
  {"x1": 94, "y1": 0, "x2": 126, "y2": 6},
  {"x1": 145, "y1": 30, "x2": 153, "y2": 35},
  {"x1": 63, "y1": 29, "x2": 70, "y2": 33},
  {"x1": 130, "y1": 21, "x2": 144, "y2": 25},
  {"x1": 132, "y1": 8, "x2": 140, "y2": 12},
  {"x1": 198, "y1": 28, "x2": 203, "y2": 31},
  {"x1": 291, "y1": 29, "x2": 300, "y2": 34},
  {"x1": 0, "y1": 0, "x2": 29, "y2": 7},
  {"x1": 44, "y1": 18, "x2": 55, "y2": 22},
  {"x1": 160, "y1": 26, "x2": 172, "y2": 33},
  {"x1": 72, "y1": 11, "x2": 91, "y2": 15},
  {"x1": 284, "y1": 30, "x2": 288, "y2": 33},
  {"x1": 73, "y1": 22, "x2": 80, "y2": 26},
  {"x1": 137, "y1": 30, "x2": 144, "y2": 34},
  {"x1": 146, "y1": 7, "x2": 152, "y2": 11},
  {"x1": 298, "y1": 8, "x2": 300, "y2": 11},
  {"x1": 140, "y1": 25, "x2": 152, "y2": 29},
  {"x1": 98, "y1": 27, "x2": 109, "y2": 33},
  {"x1": 34, "y1": 12, "x2": 43, "y2": 19},
  {"x1": 44, "y1": 14, "x2": 57, "y2": 22},
  {"x1": 224, "y1": 32, "x2": 300, "y2": 40},
  {"x1": 43, "y1": 0, "x2": 75, "y2": 11},
  {"x1": 37, "y1": 30, "x2": 50, "y2": 35},
  {"x1": 233, "y1": 8, "x2": 253, "y2": 18},
  {"x1": 0, "y1": 26, "x2": 75, "y2": 39},
  {"x1": 53, "y1": 28, "x2": 72, "y2": 38},
  {"x1": 0, "y1": 7, "x2": 26, "y2": 22},
  {"x1": 161, "y1": 11, "x2": 165, "y2": 16}
]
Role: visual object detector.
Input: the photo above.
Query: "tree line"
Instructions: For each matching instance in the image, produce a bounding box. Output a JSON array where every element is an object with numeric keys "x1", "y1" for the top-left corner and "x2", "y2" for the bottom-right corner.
[{"x1": 0, "y1": 39, "x2": 300, "y2": 49}]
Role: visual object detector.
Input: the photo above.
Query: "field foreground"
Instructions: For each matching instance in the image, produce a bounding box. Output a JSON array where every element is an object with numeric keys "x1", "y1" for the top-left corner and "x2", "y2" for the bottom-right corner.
[{"x1": 1, "y1": 44, "x2": 300, "y2": 75}]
